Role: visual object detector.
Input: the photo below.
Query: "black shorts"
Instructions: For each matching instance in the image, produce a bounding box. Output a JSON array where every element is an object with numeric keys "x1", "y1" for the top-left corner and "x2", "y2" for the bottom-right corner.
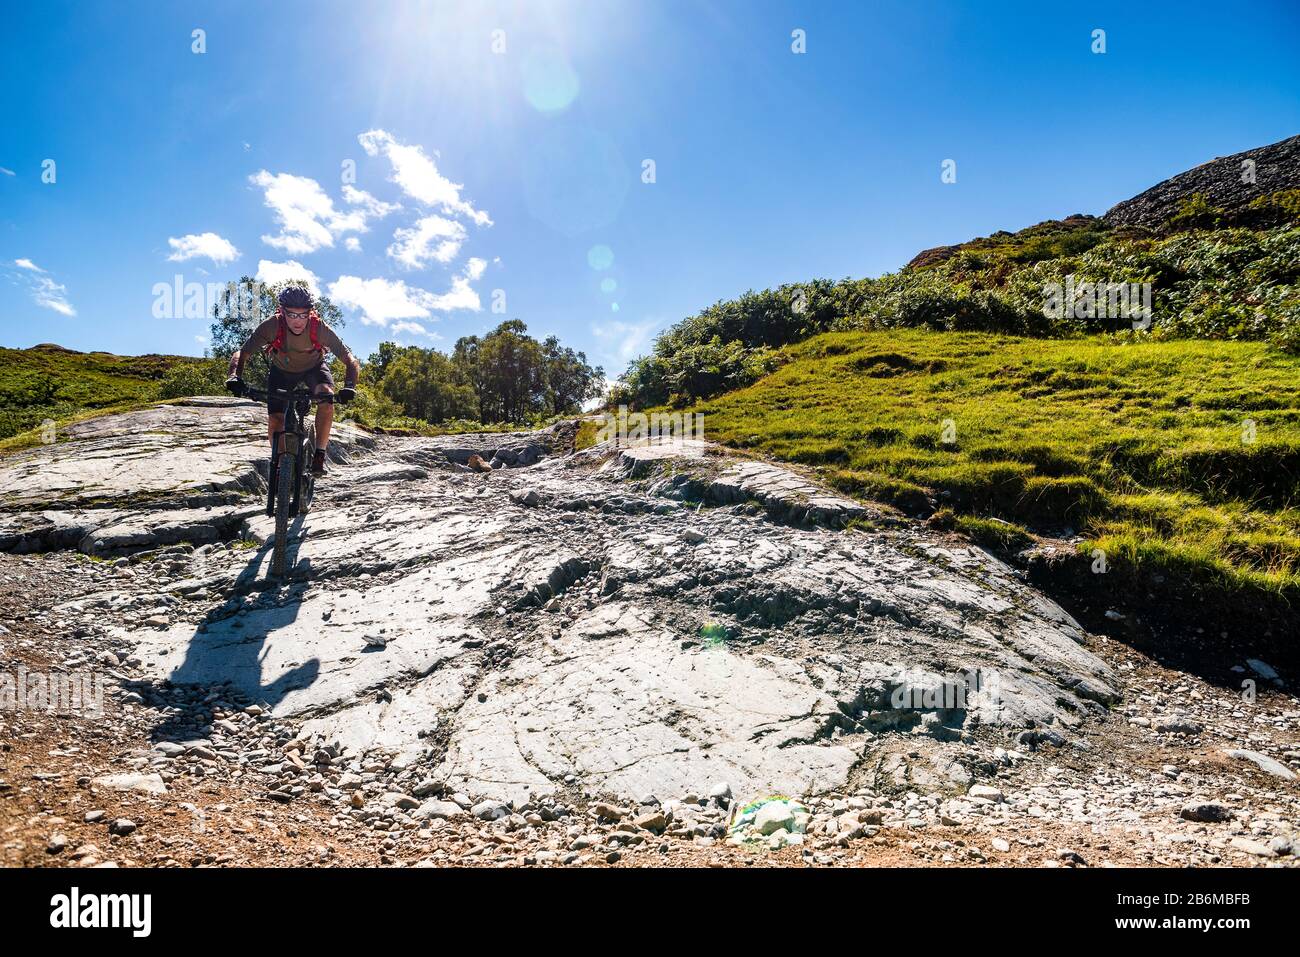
[{"x1": 266, "y1": 363, "x2": 335, "y2": 414}]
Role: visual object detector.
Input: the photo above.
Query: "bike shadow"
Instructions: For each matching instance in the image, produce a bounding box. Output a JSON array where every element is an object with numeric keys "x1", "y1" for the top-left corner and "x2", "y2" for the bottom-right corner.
[{"x1": 133, "y1": 514, "x2": 323, "y2": 746}]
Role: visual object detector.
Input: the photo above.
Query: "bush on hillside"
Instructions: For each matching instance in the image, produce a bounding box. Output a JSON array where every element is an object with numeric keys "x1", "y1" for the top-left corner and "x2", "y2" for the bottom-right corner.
[
  {"x1": 157, "y1": 358, "x2": 228, "y2": 399},
  {"x1": 620, "y1": 223, "x2": 1300, "y2": 406}
]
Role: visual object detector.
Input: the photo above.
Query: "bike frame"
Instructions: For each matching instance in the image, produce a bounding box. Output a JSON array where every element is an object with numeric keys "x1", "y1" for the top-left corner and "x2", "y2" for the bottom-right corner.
[{"x1": 243, "y1": 384, "x2": 334, "y2": 518}]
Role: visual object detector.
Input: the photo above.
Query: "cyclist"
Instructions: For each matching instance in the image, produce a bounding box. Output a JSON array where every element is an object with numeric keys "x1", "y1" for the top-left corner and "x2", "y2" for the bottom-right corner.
[{"x1": 225, "y1": 287, "x2": 360, "y2": 476}]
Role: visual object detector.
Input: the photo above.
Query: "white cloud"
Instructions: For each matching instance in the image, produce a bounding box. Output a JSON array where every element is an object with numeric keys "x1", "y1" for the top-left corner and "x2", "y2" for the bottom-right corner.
[
  {"x1": 388, "y1": 215, "x2": 466, "y2": 269},
  {"x1": 0, "y1": 167, "x2": 15, "y2": 176},
  {"x1": 421, "y1": 257, "x2": 487, "y2": 312},
  {"x1": 390, "y1": 321, "x2": 429, "y2": 337},
  {"x1": 166, "y1": 232, "x2": 240, "y2": 265},
  {"x1": 328, "y1": 259, "x2": 488, "y2": 326},
  {"x1": 255, "y1": 259, "x2": 322, "y2": 297},
  {"x1": 9, "y1": 258, "x2": 75, "y2": 315},
  {"x1": 249, "y1": 170, "x2": 399, "y2": 255},
  {"x1": 341, "y1": 185, "x2": 399, "y2": 221},
  {"x1": 358, "y1": 129, "x2": 491, "y2": 226},
  {"x1": 591, "y1": 318, "x2": 664, "y2": 368},
  {"x1": 344, "y1": 237, "x2": 362, "y2": 252},
  {"x1": 34, "y1": 278, "x2": 76, "y2": 316},
  {"x1": 327, "y1": 276, "x2": 438, "y2": 326}
]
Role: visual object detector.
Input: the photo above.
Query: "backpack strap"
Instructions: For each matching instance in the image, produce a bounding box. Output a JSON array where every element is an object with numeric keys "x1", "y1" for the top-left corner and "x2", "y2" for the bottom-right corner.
[
  {"x1": 267, "y1": 310, "x2": 287, "y2": 354},
  {"x1": 265, "y1": 309, "x2": 323, "y2": 355}
]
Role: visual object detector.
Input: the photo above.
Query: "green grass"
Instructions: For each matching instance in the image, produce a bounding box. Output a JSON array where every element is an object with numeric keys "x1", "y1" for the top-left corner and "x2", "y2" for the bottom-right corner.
[
  {"x1": 0, "y1": 344, "x2": 201, "y2": 450},
  {"x1": 685, "y1": 328, "x2": 1300, "y2": 608}
]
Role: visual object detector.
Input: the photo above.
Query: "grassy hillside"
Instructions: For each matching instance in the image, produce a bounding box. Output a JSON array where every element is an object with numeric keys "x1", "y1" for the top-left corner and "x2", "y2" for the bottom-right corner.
[
  {"x1": 620, "y1": 213, "x2": 1300, "y2": 408},
  {"x1": 0, "y1": 345, "x2": 201, "y2": 449},
  {"x1": 687, "y1": 329, "x2": 1300, "y2": 634}
]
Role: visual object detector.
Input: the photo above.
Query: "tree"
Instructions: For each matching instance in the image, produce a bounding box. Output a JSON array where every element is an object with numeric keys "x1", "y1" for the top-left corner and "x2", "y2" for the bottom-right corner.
[
  {"x1": 365, "y1": 341, "x2": 402, "y2": 384},
  {"x1": 541, "y1": 335, "x2": 604, "y2": 414},
  {"x1": 378, "y1": 346, "x2": 477, "y2": 422},
  {"x1": 474, "y1": 320, "x2": 544, "y2": 423},
  {"x1": 365, "y1": 322, "x2": 604, "y2": 426}
]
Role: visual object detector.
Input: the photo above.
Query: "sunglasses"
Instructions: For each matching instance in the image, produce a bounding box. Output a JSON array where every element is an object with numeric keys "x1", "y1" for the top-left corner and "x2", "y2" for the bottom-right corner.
[{"x1": 283, "y1": 309, "x2": 311, "y2": 319}]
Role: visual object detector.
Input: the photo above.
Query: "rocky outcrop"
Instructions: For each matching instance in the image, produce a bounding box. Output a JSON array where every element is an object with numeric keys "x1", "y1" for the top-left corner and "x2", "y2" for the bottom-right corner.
[
  {"x1": 1103, "y1": 133, "x2": 1300, "y2": 228},
  {"x1": 0, "y1": 397, "x2": 374, "y2": 555},
  {"x1": 0, "y1": 399, "x2": 1119, "y2": 809}
]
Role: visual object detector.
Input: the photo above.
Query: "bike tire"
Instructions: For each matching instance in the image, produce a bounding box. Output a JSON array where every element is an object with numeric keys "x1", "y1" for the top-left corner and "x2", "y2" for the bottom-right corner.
[
  {"x1": 271, "y1": 447, "x2": 295, "y2": 578},
  {"x1": 299, "y1": 427, "x2": 317, "y2": 515}
]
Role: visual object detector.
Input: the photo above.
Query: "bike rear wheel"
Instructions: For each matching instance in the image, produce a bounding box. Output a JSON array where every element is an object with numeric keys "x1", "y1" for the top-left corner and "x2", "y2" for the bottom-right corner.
[{"x1": 271, "y1": 447, "x2": 295, "y2": 577}]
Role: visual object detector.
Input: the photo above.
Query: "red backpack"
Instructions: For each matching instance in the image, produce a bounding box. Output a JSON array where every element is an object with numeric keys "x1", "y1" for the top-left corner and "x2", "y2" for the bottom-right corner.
[{"x1": 267, "y1": 309, "x2": 323, "y2": 356}]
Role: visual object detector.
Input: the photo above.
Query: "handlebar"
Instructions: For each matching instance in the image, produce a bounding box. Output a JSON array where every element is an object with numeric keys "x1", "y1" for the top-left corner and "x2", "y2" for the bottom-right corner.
[{"x1": 243, "y1": 386, "x2": 338, "y2": 405}]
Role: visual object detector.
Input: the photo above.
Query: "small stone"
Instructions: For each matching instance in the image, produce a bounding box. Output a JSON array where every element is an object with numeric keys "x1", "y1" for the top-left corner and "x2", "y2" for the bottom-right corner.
[
  {"x1": 634, "y1": 811, "x2": 668, "y2": 833},
  {"x1": 991, "y1": 837, "x2": 1011, "y2": 853},
  {"x1": 83, "y1": 810, "x2": 106, "y2": 824},
  {"x1": 1057, "y1": 848, "x2": 1086, "y2": 866},
  {"x1": 1267, "y1": 836, "x2": 1294, "y2": 856},
  {"x1": 472, "y1": 800, "x2": 510, "y2": 821},
  {"x1": 415, "y1": 800, "x2": 466, "y2": 821},
  {"x1": 967, "y1": 784, "x2": 1004, "y2": 803},
  {"x1": 1224, "y1": 749, "x2": 1296, "y2": 780},
  {"x1": 593, "y1": 802, "x2": 629, "y2": 821},
  {"x1": 107, "y1": 819, "x2": 137, "y2": 836},
  {"x1": 1180, "y1": 802, "x2": 1232, "y2": 823},
  {"x1": 754, "y1": 801, "x2": 797, "y2": 836},
  {"x1": 93, "y1": 772, "x2": 167, "y2": 795},
  {"x1": 1245, "y1": 658, "x2": 1278, "y2": 681},
  {"x1": 47, "y1": 834, "x2": 68, "y2": 854},
  {"x1": 1156, "y1": 718, "x2": 1203, "y2": 735},
  {"x1": 1229, "y1": 836, "x2": 1275, "y2": 857}
]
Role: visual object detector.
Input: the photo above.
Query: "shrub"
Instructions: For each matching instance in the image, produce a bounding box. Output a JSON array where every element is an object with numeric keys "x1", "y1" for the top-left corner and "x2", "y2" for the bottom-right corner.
[{"x1": 157, "y1": 358, "x2": 228, "y2": 399}]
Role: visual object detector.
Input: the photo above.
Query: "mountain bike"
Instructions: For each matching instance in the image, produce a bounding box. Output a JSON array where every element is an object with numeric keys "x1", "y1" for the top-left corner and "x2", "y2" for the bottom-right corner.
[{"x1": 242, "y1": 384, "x2": 336, "y2": 578}]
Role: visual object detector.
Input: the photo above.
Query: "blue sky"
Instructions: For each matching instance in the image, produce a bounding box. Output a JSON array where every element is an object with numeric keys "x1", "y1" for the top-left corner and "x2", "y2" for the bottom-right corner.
[{"x1": 2, "y1": 0, "x2": 1297, "y2": 378}]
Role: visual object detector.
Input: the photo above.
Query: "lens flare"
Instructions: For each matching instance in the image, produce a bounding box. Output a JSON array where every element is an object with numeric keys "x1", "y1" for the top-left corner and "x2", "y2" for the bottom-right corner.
[{"x1": 522, "y1": 47, "x2": 579, "y2": 114}]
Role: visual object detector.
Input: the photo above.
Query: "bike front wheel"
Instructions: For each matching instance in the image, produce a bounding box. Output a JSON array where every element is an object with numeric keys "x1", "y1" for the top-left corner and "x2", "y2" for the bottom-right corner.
[
  {"x1": 271, "y1": 447, "x2": 295, "y2": 577},
  {"x1": 298, "y1": 426, "x2": 317, "y2": 515}
]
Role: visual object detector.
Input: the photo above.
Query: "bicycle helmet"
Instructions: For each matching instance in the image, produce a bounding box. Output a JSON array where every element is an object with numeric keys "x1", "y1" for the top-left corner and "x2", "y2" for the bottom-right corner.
[{"x1": 278, "y1": 286, "x2": 314, "y2": 310}]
